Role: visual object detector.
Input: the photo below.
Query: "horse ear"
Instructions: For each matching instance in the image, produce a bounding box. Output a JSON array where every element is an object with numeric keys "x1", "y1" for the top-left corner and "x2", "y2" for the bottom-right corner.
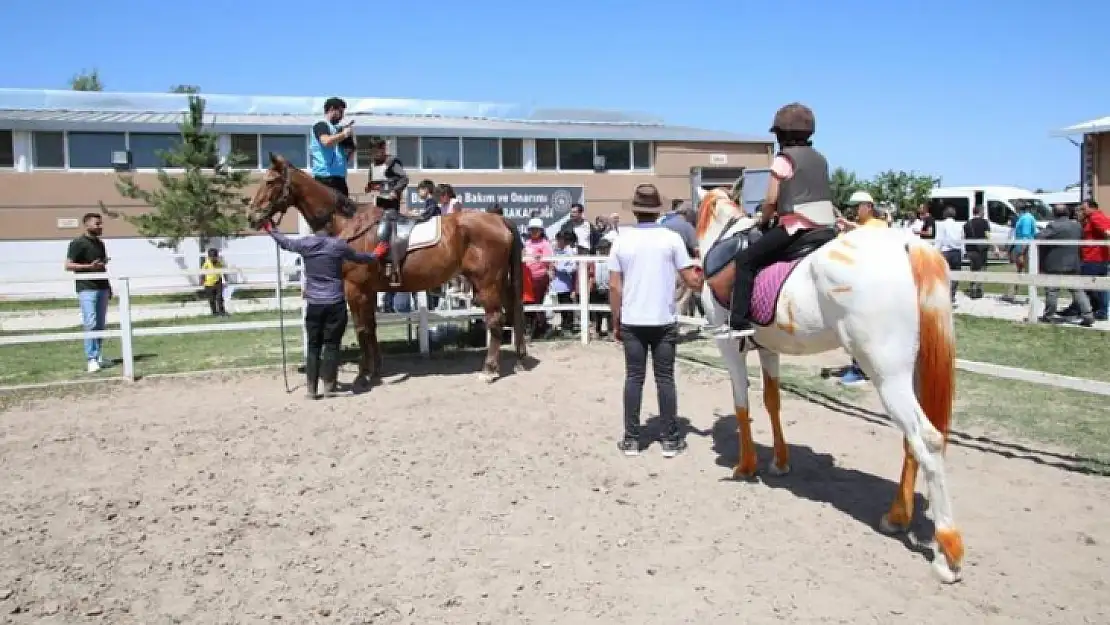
[{"x1": 269, "y1": 152, "x2": 286, "y2": 169}]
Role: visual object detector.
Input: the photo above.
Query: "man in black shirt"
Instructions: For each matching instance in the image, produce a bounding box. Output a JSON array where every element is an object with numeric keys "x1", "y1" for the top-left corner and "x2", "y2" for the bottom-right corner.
[
  {"x1": 962, "y1": 205, "x2": 992, "y2": 299},
  {"x1": 65, "y1": 212, "x2": 112, "y2": 373}
]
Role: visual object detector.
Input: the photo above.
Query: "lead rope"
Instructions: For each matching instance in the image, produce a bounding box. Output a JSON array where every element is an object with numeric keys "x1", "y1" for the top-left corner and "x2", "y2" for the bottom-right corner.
[{"x1": 274, "y1": 239, "x2": 294, "y2": 393}]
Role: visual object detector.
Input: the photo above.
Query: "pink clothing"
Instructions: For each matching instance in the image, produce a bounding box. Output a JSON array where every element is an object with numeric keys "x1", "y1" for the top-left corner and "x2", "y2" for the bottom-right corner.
[
  {"x1": 524, "y1": 238, "x2": 554, "y2": 279},
  {"x1": 770, "y1": 154, "x2": 794, "y2": 180},
  {"x1": 442, "y1": 199, "x2": 462, "y2": 214}
]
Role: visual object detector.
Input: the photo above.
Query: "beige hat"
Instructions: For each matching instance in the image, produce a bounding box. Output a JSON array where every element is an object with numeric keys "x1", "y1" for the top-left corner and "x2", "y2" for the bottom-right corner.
[{"x1": 847, "y1": 190, "x2": 875, "y2": 205}]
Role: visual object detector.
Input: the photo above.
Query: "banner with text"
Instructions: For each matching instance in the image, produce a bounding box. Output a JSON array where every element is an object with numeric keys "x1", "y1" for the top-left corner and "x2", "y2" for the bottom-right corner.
[{"x1": 405, "y1": 185, "x2": 585, "y2": 236}]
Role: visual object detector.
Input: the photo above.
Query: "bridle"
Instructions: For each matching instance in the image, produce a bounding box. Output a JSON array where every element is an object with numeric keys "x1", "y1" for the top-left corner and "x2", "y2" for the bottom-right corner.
[{"x1": 258, "y1": 165, "x2": 295, "y2": 228}]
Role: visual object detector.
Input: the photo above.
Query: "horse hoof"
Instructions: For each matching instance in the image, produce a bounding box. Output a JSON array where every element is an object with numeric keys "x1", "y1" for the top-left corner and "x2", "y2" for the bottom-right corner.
[
  {"x1": 477, "y1": 371, "x2": 497, "y2": 384},
  {"x1": 767, "y1": 462, "x2": 791, "y2": 476},
  {"x1": 878, "y1": 513, "x2": 910, "y2": 535},
  {"x1": 732, "y1": 465, "x2": 758, "y2": 481},
  {"x1": 931, "y1": 557, "x2": 962, "y2": 584}
]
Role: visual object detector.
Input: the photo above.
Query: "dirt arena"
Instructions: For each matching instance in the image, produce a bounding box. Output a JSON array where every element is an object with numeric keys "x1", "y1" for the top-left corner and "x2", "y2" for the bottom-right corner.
[{"x1": 1, "y1": 342, "x2": 1107, "y2": 624}]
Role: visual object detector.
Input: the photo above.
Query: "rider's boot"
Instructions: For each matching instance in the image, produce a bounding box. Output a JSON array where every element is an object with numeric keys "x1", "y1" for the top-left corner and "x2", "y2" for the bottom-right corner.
[
  {"x1": 708, "y1": 260, "x2": 756, "y2": 339},
  {"x1": 304, "y1": 345, "x2": 322, "y2": 399},
  {"x1": 319, "y1": 344, "x2": 341, "y2": 397}
]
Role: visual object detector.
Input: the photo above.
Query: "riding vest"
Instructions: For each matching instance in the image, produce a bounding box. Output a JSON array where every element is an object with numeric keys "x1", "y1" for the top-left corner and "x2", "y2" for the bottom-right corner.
[
  {"x1": 369, "y1": 156, "x2": 403, "y2": 194},
  {"x1": 309, "y1": 120, "x2": 348, "y2": 179},
  {"x1": 777, "y1": 145, "x2": 837, "y2": 227}
]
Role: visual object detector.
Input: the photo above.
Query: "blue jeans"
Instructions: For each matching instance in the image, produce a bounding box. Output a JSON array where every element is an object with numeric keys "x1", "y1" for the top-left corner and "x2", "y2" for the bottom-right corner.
[
  {"x1": 1081, "y1": 262, "x2": 1109, "y2": 318},
  {"x1": 78, "y1": 289, "x2": 110, "y2": 362}
]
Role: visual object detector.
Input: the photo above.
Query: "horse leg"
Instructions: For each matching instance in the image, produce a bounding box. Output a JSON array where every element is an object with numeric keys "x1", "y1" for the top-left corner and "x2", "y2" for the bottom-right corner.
[
  {"x1": 475, "y1": 276, "x2": 505, "y2": 383},
  {"x1": 345, "y1": 284, "x2": 379, "y2": 391},
  {"x1": 758, "y1": 349, "x2": 790, "y2": 475},
  {"x1": 880, "y1": 438, "x2": 918, "y2": 535},
  {"x1": 703, "y1": 289, "x2": 757, "y2": 478}
]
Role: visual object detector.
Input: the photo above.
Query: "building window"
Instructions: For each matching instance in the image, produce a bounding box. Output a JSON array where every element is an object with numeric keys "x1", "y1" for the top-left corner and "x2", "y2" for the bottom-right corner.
[
  {"x1": 259, "y1": 135, "x2": 307, "y2": 169},
  {"x1": 536, "y1": 139, "x2": 558, "y2": 170},
  {"x1": 0, "y1": 130, "x2": 13, "y2": 168},
  {"x1": 421, "y1": 137, "x2": 460, "y2": 169},
  {"x1": 633, "y1": 141, "x2": 651, "y2": 170},
  {"x1": 395, "y1": 137, "x2": 419, "y2": 168},
  {"x1": 462, "y1": 138, "x2": 500, "y2": 170},
  {"x1": 229, "y1": 134, "x2": 259, "y2": 168},
  {"x1": 558, "y1": 140, "x2": 595, "y2": 170},
  {"x1": 130, "y1": 133, "x2": 182, "y2": 169},
  {"x1": 595, "y1": 140, "x2": 630, "y2": 171},
  {"x1": 68, "y1": 132, "x2": 126, "y2": 169},
  {"x1": 353, "y1": 135, "x2": 375, "y2": 170},
  {"x1": 501, "y1": 139, "x2": 524, "y2": 170},
  {"x1": 33, "y1": 131, "x2": 66, "y2": 168}
]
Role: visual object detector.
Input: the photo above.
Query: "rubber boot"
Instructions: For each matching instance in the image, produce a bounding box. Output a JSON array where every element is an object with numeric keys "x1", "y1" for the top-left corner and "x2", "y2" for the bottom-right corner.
[
  {"x1": 728, "y1": 260, "x2": 756, "y2": 332},
  {"x1": 304, "y1": 346, "x2": 322, "y2": 400},
  {"x1": 319, "y1": 344, "x2": 341, "y2": 397}
]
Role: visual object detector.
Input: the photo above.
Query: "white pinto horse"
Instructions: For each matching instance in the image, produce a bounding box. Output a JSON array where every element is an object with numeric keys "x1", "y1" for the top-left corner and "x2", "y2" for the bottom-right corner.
[{"x1": 693, "y1": 187, "x2": 963, "y2": 583}]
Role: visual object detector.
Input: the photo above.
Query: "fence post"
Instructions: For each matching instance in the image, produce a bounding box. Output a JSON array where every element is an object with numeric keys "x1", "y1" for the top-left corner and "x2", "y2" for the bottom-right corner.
[
  {"x1": 416, "y1": 291, "x2": 430, "y2": 356},
  {"x1": 578, "y1": 258, "x2": 590, "y2": 345},
  {"x1": 117, "y1": 277, "x2": 136, "y2": 382},
  {"x1": 1027, "y1": 240, "x2": 1040, "y2": 323}
]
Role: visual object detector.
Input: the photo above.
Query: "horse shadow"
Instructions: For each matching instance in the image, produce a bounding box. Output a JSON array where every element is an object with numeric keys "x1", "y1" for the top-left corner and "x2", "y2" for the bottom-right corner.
[
  {"x1": 708, "y1": 413, "x2": 936, "y2": 559},
  {"x1": 332, "y1": 340, "x2": 540, "y2": 393}
]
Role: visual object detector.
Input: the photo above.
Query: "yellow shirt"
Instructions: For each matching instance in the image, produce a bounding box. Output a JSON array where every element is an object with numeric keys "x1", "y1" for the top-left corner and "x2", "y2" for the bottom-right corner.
[
  {"x1": 861, "y1": 216, "x2": 889, "y2": 229},
  {"x1": 201, "y1": 258, "x2": 224, "y2": 287}
]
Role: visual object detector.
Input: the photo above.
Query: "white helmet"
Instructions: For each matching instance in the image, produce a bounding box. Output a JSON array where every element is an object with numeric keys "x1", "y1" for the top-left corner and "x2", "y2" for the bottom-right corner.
[
  {"x1": 847, "y1": 190, "x2": 875, "y2": 206},
  {"x1": 527, "y1": 218, "x2": 544, "y2": 229}
]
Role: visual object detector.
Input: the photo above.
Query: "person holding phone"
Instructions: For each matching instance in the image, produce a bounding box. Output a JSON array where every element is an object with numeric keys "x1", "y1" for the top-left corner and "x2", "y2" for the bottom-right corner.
[
  {"x1": 310, "y1": 97, "x2": 356, "y2": 197},
  {"x1": 65, "y1": 212, "x2": 112, "y2": 373}
]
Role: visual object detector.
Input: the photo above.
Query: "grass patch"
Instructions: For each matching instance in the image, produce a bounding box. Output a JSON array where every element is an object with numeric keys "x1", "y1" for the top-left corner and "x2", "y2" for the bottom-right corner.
[
  {"x1": 955, "y1": 315, "x2": 1110, "y2": 382},
  {"x1": 955, "y1": 371, "x2": 1109, "y2": 471},
  {"x1": 0, "y1": 287, "x2": 301, "y2": 313}
]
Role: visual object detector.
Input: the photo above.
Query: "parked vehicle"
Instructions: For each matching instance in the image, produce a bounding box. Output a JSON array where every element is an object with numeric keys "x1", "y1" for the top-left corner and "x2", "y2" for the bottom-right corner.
[{"x1": 927, "y1": 186, "x2": 1051, "y2": 241}]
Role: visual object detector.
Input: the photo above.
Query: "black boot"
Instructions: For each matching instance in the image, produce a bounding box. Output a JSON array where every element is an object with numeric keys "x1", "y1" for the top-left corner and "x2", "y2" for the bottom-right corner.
[
  {"x1": 319, "y1": 344, "x2": 341, "y2": 397},
  {"x1": 727, "y1": 261, "x2": 756, "y2": 333},
  {"x1": 305, "y1": 346, "x2": 321, "y2": 399}
]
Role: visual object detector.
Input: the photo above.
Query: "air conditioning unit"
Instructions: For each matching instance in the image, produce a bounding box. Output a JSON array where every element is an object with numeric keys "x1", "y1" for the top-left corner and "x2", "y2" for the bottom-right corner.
[
  {"x1": 111, "y1": 150, "x2": 132, "y2": 170},
  {"x1": 592, "y1": 155, "x2": 606, "y2": 172}
]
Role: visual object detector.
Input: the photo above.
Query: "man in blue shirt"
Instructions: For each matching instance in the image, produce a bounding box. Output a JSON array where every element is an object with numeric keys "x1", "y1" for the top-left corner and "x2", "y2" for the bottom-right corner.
[
  {"x1": 310, "y1": 97, "x2": 356, "y2": 197},
  {"x1": 1004, "y1": 205, "x2": 1039, "y2": 301}
]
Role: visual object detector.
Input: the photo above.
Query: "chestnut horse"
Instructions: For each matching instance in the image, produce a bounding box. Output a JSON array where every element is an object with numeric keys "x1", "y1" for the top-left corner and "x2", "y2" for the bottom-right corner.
[{"x1": 248, "y1": 153, "x2": 526, "y2": 386}]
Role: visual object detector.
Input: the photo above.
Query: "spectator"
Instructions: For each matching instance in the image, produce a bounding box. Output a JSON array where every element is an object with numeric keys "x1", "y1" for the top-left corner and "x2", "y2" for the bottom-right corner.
[
  {"x1": 962, "y1": 205, "x2": 993, "y2": 300},
  {"x1": 912, "y1": 203, "x2": 935, "y2": 240},
  {"x1": 934, "y1": 206, "x2": 964, "y2": 303},
  {"x1": 1061, "y1": 200, "x2": 1109, "y2": 321},
  {"x1": 589, "y1": 237, "x2": 613, "y2": 337},
  {"x1": 65, "y1": 212, "x2": 112, "y2": 373},
  {"x1": 523, "y1": 218, "x2": 554, "y2": 338},
  {"x1": 1004, "y1": 201, "x2": 1038, "y2": 302},
  {"x1": 608, "y1": 184, "x2": 704, "y2": 458},
  {"x1": 561, "y1": 202, "x2": 596, "y2": 254},
  {"x1": 1037, "y1": 204, "x2": 1094, "y2": 326},
  {"x1": 550, "y1": 230, "x2": 578, "y2": 332},
  {"x1": 659, "y1": 201, "x2": 698, "y2": 258},
  {"x1": 201, "y1": 248, "x2": 229, "y2": 317}
]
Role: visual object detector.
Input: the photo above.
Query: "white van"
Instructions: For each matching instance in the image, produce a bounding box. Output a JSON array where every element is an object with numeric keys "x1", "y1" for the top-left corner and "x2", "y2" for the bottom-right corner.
[
  {"x1": 927, "y1": 186, "x2": 1051, "y2": 240},
  {"x1": 1035, "y1": 188, "x2": 1081, "y2": 217}
]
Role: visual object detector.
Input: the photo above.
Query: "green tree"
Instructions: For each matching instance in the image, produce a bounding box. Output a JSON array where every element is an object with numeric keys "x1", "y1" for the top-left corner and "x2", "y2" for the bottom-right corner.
[
  {"x1": 100, "y1": 95, "x2": 253, "y2": 250},
  {"x1": 828, "y1": 167, "x2": 865, "y2": 209},
  {"x1": 863, "y1": 169, "x2": 941, "y2": 219},
  {"x1": 70, "y1": 68, "x2": 103, "y2": 91},
  {"x1": 169, "y1": 84, "x2": 201, "y2": 94}
]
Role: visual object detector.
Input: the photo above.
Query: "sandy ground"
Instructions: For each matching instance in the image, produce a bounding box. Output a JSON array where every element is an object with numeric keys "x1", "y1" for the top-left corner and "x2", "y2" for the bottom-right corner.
[{"x1": 1, "y1": 342, "x2": 1107, "y2": 624}]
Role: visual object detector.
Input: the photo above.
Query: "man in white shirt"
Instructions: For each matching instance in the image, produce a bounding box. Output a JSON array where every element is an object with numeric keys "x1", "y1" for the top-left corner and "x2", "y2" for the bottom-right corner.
[
  {"x1": 608, "y1": 184, "x2": 705, "y2": 458},
  {"x1": 933, "y1": 205, "x2": 964, "y2": 303}
]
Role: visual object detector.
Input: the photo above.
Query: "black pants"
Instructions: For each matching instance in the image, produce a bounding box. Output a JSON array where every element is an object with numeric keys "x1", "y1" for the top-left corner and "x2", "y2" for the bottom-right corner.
[
  {"x1": 729, "y1": 225, "x2": 796, "y2": 327},
  {"x1": 965, "y1": 248, "x2": 987, "y2": 298},
  {"x1": 315, "y1": 176, "x2": 349, "y2": 198},
  {"x1": 942, "y1": 249, "x2": 962, "y2": 301},
  {"x1": 305, "y1": 301, "x2": 349, "y2": 351},
  {"x1": 204, "y1": 282, "x2": 225, "y2": 315},
  {"x1": 556, "y1": 292, "x2": 575, "y2": 329},
  {"x1": 621, "y1": 323, "x2": 679, "y2": 442}
]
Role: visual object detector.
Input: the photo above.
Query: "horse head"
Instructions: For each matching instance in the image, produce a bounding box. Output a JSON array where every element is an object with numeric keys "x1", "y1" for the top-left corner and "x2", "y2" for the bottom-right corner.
[
  {"x1": 247, "y1": 153, "x2": 355, "y2": 232},
  {"x1": 695, "y1": 186, "x2": 754, "y2": 245}
]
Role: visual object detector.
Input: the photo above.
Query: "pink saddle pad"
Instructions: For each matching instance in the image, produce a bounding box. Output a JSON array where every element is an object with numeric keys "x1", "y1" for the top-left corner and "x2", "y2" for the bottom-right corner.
[{"x1": 750, "y1": 260, "x2": 801, "y2": 326}]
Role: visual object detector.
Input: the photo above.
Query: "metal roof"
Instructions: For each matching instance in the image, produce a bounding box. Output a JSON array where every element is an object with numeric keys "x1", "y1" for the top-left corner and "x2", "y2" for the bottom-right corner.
[
  {"x1": 0, "y1": 88, "x2": 771, "y2": 144},
  {"x1": 1053, "y1": 115, "x2": 1110, "y2": 136}
]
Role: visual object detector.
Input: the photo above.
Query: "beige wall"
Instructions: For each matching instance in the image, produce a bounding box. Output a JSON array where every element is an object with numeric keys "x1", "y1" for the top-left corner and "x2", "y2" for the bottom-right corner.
[
  {"x1": 0, "y1": 140, "x2": 772, "y2": 241},
  {"x1": 1094, "y1": 132, "x2": 1109, "y2": 211}
]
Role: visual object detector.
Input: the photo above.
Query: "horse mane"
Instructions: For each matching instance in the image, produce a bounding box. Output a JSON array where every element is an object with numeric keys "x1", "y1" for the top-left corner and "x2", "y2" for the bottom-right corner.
[
  {"x1": 696, "y1": 189, "x2": 732, "y2": 239},
  {"x1": 289, "y1": 165, "x2": 361, "y2": 218}
]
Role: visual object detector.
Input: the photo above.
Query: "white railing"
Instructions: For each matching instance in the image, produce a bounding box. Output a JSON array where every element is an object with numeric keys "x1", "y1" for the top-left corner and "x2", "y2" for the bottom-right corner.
[{"x1": 1, "y1": 244, "x2": 1108, "y2": 395}]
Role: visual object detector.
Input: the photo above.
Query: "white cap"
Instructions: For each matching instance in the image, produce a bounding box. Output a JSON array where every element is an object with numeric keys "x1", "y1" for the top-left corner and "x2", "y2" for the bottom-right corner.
[
  {"x1": 527, "y1": 218, "x2": 544, "y2": 229},
  {"x1": 847, "y1": 191, "x2": 875, "y2": 205}
]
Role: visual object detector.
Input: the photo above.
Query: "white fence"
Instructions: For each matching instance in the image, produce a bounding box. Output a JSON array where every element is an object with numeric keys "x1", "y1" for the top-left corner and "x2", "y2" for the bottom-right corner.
[{"x1": 0, "y1": 239, "x2": 1108, "y2": 395}]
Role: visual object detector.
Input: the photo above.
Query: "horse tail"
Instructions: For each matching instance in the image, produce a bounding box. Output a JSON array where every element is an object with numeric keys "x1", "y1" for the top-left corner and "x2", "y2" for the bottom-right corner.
[
  {"x1": 907, "y1": 240, "x2": 956, "y2": 444},
  {"x1": 504, "y1": 218, "x2": 527, "y2": 356}
]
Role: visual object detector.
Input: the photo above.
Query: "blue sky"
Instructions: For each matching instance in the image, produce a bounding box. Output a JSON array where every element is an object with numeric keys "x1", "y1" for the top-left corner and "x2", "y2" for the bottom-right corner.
[{"x1": 1, "y1": 0, "x2": 1105, "y2": 190}]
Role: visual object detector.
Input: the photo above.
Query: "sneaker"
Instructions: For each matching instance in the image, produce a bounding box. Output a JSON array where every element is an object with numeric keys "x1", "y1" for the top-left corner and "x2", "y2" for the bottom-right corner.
[
  {"x1": 86, "y1": 359, "x2": 101, "y2": 373},
  {"x1": 660, "y1": 438, "x2": 687, "y2": 458},
  {"x1": 617, "y1": 437, "x2": 641, "y2": 457},
  {"x1": 1079, "y1": 316, "x2": 1095, "y2": 328},
  {"x1": 838, "y1": 368, "x2": 868, "y2": 387}
]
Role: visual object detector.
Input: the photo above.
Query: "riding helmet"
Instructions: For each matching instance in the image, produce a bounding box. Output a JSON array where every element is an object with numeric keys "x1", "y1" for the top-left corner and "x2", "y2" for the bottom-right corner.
[{"x1": 770, "y1": 103, "x2": 816, "y2": 135}]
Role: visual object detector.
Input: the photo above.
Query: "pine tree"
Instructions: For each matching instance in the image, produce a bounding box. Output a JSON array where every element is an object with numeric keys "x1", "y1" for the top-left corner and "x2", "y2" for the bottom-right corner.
[{"x1": 102, "y1": 95, "x2": 253, "y2": 250}]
